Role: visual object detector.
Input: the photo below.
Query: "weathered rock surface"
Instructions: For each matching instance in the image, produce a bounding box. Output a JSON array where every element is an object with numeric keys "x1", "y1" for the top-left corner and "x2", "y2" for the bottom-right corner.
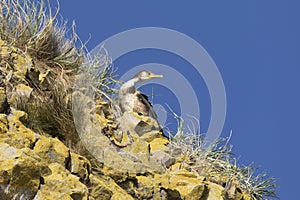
[
  {"x1": 0, "y1": 143, "x2": 45, "y2": 200},
  {"x1": 0, "y1": 109, "x2": 38, "y2": 149},
  {"x1": 33, "y1": 136, "x2": 70, "y2": 166},
  {"x1": 33, "y1": 163, "x2": 88, "y2": 200}
]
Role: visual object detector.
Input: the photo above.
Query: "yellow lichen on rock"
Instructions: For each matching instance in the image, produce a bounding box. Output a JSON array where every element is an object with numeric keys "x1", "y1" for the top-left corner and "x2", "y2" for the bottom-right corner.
[
  {"x1": 155, "y1": 169, "x2": 206, "y2": 199},
  {"x1": 149, "y1": 137, "x2": 169, "y2": 152},
  {"x1": 205, "y1": 182, "x2": 224, "y2": 200},
  {"x1": 0, "y1": 143, "x2": 46, "y2": 199},
  {"x1": 140, "y1": 130, "x2": 165, "y2": 142},
  {"x1": 133, "y1": 170, "x2": 209, "y2": 200},
  {"x1": 34, "y1": 163, "x2": 88, "y2": 200},
  {"x1": 0, "y1": 109, "x2": 38, "y2": 149},
  {"x1": 39, "y1": 69, "x2": 50, "y2": 84},
  {"x1": 10, "y1": 50, "x2": 33, "y2": 81},
  {"x1": 111, "y1": 130, "x2": 132, "y2": 147},
  {"x1": 34, "y1": 136, "x2": 70, "y2": 166},
  {"x1": 88, "y1": 174, "x2": 113, "y2": 200},
  {"x1": 93, "y1": 114, "x2": 111, "y2": 129},
  {"x1": 89, "y1": 174, "x2": 134, "y2": 200},
  {"x1": 0, "y1": 39, "x2": 34, "y2": 83},
  {"x1": 70, "y1": 152, "x2": 91, "y2": 183},
  {"x1": 0, "y1": 114, "x2": 8, "y2": 134}
]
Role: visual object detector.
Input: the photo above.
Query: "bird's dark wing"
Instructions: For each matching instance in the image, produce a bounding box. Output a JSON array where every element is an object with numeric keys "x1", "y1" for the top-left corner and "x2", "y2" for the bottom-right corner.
[{"x1": 134, "y1": 91, "x2": 158, "y2": 119}]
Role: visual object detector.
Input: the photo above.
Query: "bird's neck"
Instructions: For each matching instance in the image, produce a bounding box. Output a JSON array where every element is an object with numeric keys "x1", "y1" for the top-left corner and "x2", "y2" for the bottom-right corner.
[{"x1": 120, "y1": 78, "x2": 139, "y2": 94}]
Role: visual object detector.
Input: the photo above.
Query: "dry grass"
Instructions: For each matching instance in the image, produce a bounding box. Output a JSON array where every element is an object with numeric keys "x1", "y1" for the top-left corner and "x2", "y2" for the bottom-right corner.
[
  {"x1": 0, "y1": 0, "x2": 115, "y2": 151},
  {"x1": 0, "y1": 0, "x2": 79, "y2": 146},
  {"x1": 169, "y1": 115, "x2": 278, "y2": 200},
  {"x1": 0, "y1": 0, "x2": 81, "y2": 68}
]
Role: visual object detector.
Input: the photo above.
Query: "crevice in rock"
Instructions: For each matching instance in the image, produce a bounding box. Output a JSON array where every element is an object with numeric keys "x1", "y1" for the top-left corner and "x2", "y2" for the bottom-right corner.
[
  {"x1": 161, "y1": 188, "x2": 182, "y2": 200},
  {"x1": 39, "y1": 176, "x2": 45, "y2": 186},
  {"x1": 199, "y1": 184, "x2": 209, "y2": 200},
  {"x1": 29, "y1": 137, "x2": 39, "y2": 150},
  {"x1": 70, "y1": 192, "x2": 83, "y2": 200},
  {"x1": 118, "y1": 177, "x2": 139, "y2": 197},
  {"x1": 65, "y1": 151, "x2": 72, "y2": 171},
  {"x1": 0, "y1": 98, "x2": 10, "y2": 115}
]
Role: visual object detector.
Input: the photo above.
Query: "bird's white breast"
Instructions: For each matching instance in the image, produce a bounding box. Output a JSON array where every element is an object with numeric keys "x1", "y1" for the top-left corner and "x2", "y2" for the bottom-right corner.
[{"x1": 119, "y1": 93, "x2": 135, "y2": 112}]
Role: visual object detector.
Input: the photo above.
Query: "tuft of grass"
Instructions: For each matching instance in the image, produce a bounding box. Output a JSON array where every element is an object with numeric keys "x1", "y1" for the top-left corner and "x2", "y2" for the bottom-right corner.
[
  {"x1": 81, "y1": 45, "x2": 118, "y2": 98},
  {"x1": 0, "y1": 0, "x2": 81, "y2": 147},
  {"x1": 0, "y1": 0, "x2": 116, "y2": 152},
  {"x1": 168, "y1": 113, "x2": 278, "y2": 200},
  {"x1": 0, "y1": 0, "x2": 81, "y2": 68}
]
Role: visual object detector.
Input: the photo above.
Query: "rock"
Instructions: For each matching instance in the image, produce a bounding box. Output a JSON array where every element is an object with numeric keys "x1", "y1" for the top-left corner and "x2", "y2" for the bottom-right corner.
[
  {"x1": 33, "y1": 163, "x2": 89, "y2": 200},
  {"x1": 100, "y1": 148, "x2": 151, "y2": 181},
  {"x1": 0, "y1": 114, "x2": 8, "y2": 134},
  {"x1": 0, "y1": 109, "x2": 38, "y2": 149},
  {"x1": 88, "y1": 174, "x2": 134, "y2": 200},
  {"x1": 134, "y1": 115, "x2": 161, "y2": 136},
  {"x1": 71, "y1": 96, "x2": 156, "y2": 178},
  {"x1": 135, "y1": 175, "x2": 156, "y2": 199},
  {"x1": 0, "y1": 39, "x2": 34, "y2": 85},
  {"x1": 0, "y1": 143, "x2": 47, "y2": 200},
  {"x1": 132, "y1": 170, "x2": 208, "y2": 200},
  {"x1": 224, "y1": 180, "x2": 246, "y2": 200},
  {"x1": 150, "y1": 150, "x2": 176, "y2": 168},
  {"x1": 140, "y1": 130, "x2": 164, "y2": 142},
  {"x1": 154, "y1": 169, "x2": 207, "y2": 199},
  {"x1": 121, "y1": 138, "x2": 168, "y2": 173},
  {"x1": 88, "y1": 174, "x2": 113, "y2": 200},
  {"x1": 33, "y1": 136, "x2": 70, "y2": 166},
  {"x1": 148, "y1": 137, "x2": 169, "y2": 152},
  {"x1": 111, "y1": 130, "x2": 132, "y2": 147},
  {"x1": 10, "y1": 49, "x2": 34, "y2": 81},
  {"x1": 118, "y1": 111, "x2": 161, "y2": 137},
  {"x1": 70, "y1": 153, "x2": 91, "y2": 183},
  {"x1": 0, "y1": 142, "x2": 90, "y2": 200},
  {"x1": 118, "y1": 111, "x2": 141, "y2": 133},
  {"x1": 205, "y1": 182, "x2": 224, "y2": 200},
  {"x1": 122, "y1": 139, "x2": 150, "y2": 161}
]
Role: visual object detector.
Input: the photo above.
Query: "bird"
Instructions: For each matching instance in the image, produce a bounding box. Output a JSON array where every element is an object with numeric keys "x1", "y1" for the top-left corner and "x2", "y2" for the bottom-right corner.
[{"x1": 118, "y1": 70, "x2": 163, "y2": 134}]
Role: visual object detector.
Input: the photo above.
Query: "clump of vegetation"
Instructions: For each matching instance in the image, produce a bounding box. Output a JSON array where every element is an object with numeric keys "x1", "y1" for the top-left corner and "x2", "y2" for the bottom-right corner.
[
  {"x1": 169, "y1": 115, "x2": 278, "y2": 200},
  {"x1": 0, "y1": 0, "x2": 80, "y2": 67},
  {"x1": 0, "y1": 0, "x2": 114, "y2": 150}
]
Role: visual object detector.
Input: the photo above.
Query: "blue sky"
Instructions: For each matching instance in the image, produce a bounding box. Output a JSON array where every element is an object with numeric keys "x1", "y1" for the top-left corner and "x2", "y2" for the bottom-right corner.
[{"x1": 58, "y1": 1, "x2": 300, "y2": 199}]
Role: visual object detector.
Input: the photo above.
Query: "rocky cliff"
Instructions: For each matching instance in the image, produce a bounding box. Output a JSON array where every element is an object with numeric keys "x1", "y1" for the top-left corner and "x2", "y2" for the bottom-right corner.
[
  {"x1": 0, "y1": 39, "x2": 253, "y2": 199},
  {"x1": 0, "y1": 1, "x2": 276, "y2": 199},
  {"x1": 1, "y1": 34, "x2": 271, "y2": 200}
]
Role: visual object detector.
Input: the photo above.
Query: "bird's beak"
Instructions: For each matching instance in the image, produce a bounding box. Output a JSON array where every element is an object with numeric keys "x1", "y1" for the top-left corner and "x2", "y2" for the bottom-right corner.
[{"x1": 148, "y1": 73, "x2": 163, "y2": 79}]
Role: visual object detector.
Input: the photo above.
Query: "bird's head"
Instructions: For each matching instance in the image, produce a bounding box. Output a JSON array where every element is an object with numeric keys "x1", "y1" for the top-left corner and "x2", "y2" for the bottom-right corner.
[{"x1": 133, "y1": 70, "x2": 163, "y2": 82}]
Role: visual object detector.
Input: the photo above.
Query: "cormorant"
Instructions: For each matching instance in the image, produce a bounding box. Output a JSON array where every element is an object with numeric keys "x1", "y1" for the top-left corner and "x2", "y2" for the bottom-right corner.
[{"x1": 118, "y1": 71, "x2": 163, "y2": 134}]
